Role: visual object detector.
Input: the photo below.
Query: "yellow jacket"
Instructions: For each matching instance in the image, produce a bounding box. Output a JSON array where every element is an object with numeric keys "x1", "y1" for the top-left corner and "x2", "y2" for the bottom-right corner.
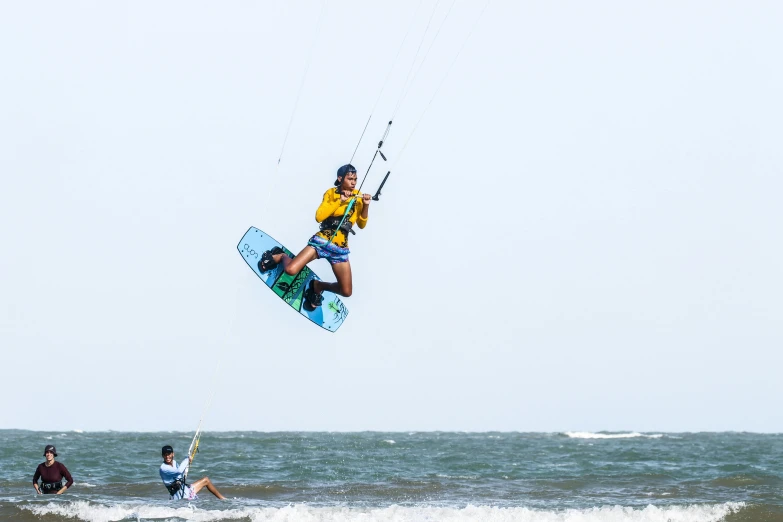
[{"x1": 314, "y1": 188, "x2": 368, "y2": 248}]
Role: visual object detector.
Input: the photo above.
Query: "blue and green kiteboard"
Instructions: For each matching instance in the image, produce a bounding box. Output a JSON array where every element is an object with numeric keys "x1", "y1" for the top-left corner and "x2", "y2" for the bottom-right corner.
[{"x1": 237, "y1": 227, "x2": 348, "y2": 332}]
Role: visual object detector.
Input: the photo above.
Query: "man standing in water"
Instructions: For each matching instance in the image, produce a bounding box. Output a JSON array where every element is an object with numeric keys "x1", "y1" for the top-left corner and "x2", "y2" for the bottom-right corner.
[
  {"x1": 159, "y1": 445, "x2": 225, "y2": 500},
  {"x1": 33, "y1": 445, "x2": 74, "y2": 494}
]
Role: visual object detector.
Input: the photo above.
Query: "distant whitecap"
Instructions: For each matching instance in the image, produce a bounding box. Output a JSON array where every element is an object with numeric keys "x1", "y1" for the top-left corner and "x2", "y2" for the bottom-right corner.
[{"x1": 565, "y1": 432, "x2": 664, "y2": 439}]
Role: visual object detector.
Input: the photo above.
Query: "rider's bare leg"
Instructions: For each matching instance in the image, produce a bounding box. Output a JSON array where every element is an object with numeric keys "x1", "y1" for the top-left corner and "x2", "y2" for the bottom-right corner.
[
  {"x1": 313, "y1": 261, "x2": 352, "y2": 298},
  {"x1": 189, "y1": 476, "x2": 226, "y2": 500},
  {"x1": 273, "y1": 246, "x2": 317, "y2": 277}
]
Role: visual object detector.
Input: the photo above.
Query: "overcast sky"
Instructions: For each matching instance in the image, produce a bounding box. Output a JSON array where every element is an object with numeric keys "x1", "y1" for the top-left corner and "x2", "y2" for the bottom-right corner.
[{"x1": 1, "y1": 0, "x2": 781, "y2": 433}]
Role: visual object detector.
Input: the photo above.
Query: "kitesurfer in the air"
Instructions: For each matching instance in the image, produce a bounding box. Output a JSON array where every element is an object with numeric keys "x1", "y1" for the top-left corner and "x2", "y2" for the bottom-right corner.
[
  {"x1": 258, "y1": 164, "x2": 371, "y2": 311},
  {"x1": 159, "y1": 445, "x2": 225, "y2": 500}
]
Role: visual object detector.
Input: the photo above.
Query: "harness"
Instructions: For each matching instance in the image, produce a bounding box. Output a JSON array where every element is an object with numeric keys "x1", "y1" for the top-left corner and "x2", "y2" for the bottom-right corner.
[
  {"x1": 319, "y1": 215, "x2": 354, "y2": 237},
  {"x1": 165, "y1": 479, "x2": 185, "y2": 497},
  {"x1": 42, "y1": 481, "x2": 63, "y2": 492}
]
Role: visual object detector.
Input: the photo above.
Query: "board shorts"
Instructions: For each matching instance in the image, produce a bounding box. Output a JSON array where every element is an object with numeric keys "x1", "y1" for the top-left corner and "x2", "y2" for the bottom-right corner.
[
  {"x1": 308, "y1": 234, "x2": 350, "y2": 265},
  {"x1": 171, "y1": 484, "x2": 197, "y2": 500}
]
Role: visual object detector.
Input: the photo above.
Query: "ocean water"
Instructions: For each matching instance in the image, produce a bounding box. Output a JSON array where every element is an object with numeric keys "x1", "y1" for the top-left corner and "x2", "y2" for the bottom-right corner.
[{"x1": 1, "y1": 431, "x2": 781, "y2": 521}]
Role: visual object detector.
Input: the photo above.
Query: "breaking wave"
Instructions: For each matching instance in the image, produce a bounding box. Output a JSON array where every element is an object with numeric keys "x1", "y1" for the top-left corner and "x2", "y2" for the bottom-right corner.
[{"x1": 22, "y1": 501, "x2": 744, "y2": 522}]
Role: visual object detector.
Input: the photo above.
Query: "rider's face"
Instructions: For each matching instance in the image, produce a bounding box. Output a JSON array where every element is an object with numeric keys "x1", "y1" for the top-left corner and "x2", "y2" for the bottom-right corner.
[
  {"x1": 340, "y1": 173, "x2": 357, "y2": 191},
  {"x1": 163, "y1": 452, "x2": 174, "y2": 464}
]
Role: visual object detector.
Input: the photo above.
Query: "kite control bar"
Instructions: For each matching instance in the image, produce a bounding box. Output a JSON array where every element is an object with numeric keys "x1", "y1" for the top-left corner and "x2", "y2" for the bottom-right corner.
[
  {"x1": 372, "y1": 171, "x2": 390, "y2": 201},
  {"x1": 336, "y1": 171, "x2": 390, "y2": 238}
]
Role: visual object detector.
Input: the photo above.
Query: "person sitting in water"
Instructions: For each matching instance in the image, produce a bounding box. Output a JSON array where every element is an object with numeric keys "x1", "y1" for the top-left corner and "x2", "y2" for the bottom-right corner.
[
  {"x1": 33, "y1": 445, "x2": 74, "y2": 494},
  {"x1": 258, "y1": 164, "x2": 371, "y2": 310},
  {"x1": 159, "y1": 445, "x2": 225, "y2": 500}
]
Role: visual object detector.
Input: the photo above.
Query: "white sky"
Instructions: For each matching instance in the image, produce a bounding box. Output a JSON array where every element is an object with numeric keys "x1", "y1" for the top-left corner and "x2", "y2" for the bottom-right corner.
[{"x1": 1, "y1": 1, "x2": 781, "y2": 433}]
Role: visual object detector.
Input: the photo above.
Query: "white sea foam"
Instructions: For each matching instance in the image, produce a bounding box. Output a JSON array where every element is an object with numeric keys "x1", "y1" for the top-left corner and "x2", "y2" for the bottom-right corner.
[
  {"x1": 565, "y1": 432, "x2": 664, "y2": 440},
  {"x1": 384, "y1": 440, "x2": 396, "y2": 444},
  {"x1": 436, "y1": 473, "x2": 480, "y2": 480},
  {"x1": 22, "y1": 501, "x2": 745, "y2": 522}
]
